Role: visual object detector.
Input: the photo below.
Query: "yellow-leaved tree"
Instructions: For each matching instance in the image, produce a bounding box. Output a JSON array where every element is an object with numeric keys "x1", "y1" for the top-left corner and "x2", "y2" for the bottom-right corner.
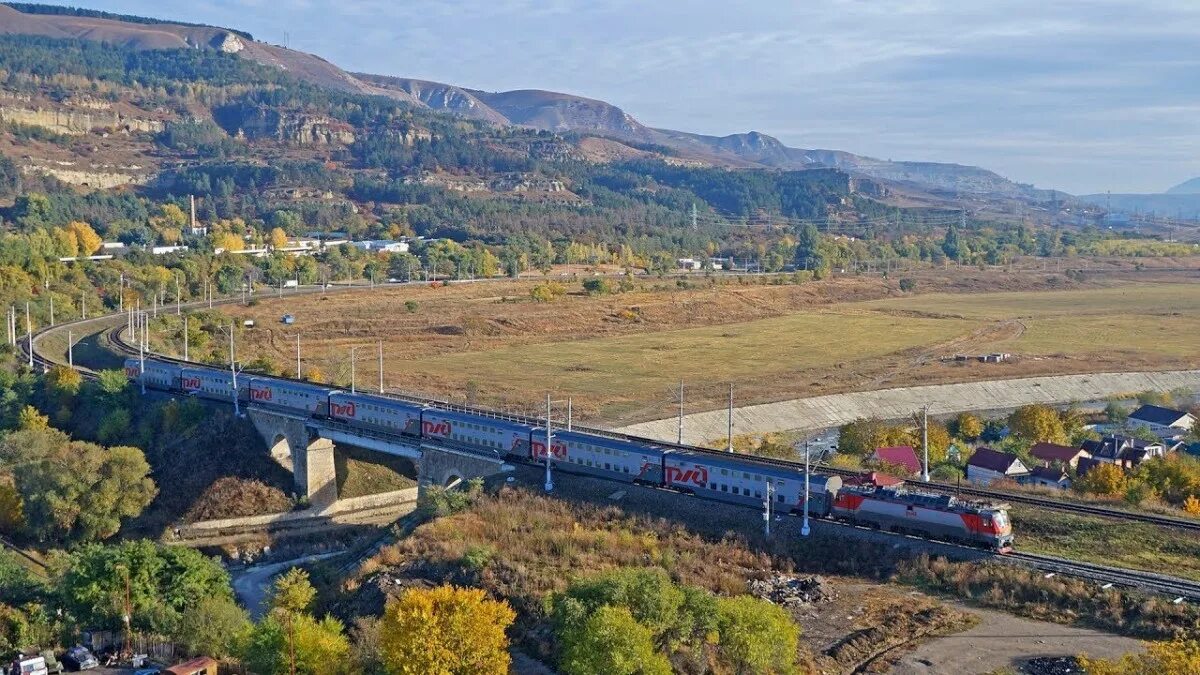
[
  {"x1": 212, "y1": 232, "x2": 244, "y2": 252},
  {"x1": 270, "y1": 227, "x2": 289, "y2": 250},
  {"x1": 379, "y1": 585, "x2": 515, "y2": 675},
  {"x1": 1007, "y1": 404, "x2": 1068, "y2": 444},
  {"x1": 66, "y1": 221, "x2": 103, "y2": 256},
  {"x1": 1074, "y1": 463, "x2": 1129, "y2": 497}
]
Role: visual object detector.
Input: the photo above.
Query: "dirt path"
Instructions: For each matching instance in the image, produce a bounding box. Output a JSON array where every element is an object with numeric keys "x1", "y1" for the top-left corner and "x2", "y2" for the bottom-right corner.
[{"x1": 889, "y1": 603, "x2": 1142, "y2": 674}]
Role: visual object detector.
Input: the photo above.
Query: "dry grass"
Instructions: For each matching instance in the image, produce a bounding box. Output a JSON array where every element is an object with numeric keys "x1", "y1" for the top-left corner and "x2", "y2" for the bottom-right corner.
[
  {"x1": 334, "y1": 446, "x2": 417, "y2": 499},
  {"x1": 196, "y1": 272, "x2": 1200, "y2": 425}
]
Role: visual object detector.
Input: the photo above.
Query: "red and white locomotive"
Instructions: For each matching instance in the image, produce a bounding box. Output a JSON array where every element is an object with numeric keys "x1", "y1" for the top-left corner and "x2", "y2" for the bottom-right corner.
[{"x1": 827, "y1": 485, "x2": 1013, "y2": 551}]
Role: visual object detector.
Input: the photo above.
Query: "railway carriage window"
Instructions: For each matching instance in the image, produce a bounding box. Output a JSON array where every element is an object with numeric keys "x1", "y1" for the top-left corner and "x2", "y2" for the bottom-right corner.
[
  {"x1": 743, "y1": 472, "x2": 751, "y2": 479},
  {"x1": 754, "y1": 474, "x2": 762, "y2": 482},
  {"x1": 755, "y1": 490, "x2": 762, "y2": 499},
  {"x1": 604, "y1": 463, "x2": 611, "y2": 470},
  {"x1": 720, "y1": 485, "x2": 728, "y2": 492},
  {"x1": 777, "y1": 495, "x2": 786, "y2": 503},
  {"x1": 720, "y1": 469, "x2": 728, "y2": 476},
  {"x1": 623, "y1": 467, "x2": 630, "y2": 474}
]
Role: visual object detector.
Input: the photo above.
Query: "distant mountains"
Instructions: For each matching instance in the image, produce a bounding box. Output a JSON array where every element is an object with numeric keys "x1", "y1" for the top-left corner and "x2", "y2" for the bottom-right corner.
[
  {"x1": 0, "y1": 2, "x2": 1056, "y2": 202},
  {"x1": 1078, "y1": 177, "x2": 1200, "y2": 217},
  {"x1": 1167, "y1": 177, "x2": 1200, "y2": 195}
]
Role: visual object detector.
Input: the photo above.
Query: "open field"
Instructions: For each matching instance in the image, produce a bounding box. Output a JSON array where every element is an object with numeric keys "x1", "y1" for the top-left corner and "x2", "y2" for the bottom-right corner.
[{"x1": 198, "y1": 268, "x2": 1200, "y2": 425}]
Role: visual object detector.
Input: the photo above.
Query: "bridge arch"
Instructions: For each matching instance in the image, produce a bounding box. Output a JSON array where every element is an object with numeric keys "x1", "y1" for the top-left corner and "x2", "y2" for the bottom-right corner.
[{"x1": 269, "y1": 433, "x2": 294, "y2": 472}]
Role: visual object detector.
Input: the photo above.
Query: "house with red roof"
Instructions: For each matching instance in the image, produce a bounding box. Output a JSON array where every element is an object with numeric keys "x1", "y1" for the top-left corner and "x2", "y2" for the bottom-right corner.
[
  {"x1": 1029, "y1": 442, "x2": 1091, "y2": 469},
  {"x1": 869, "y1": 445, "x2": 923, "y2": 475}
]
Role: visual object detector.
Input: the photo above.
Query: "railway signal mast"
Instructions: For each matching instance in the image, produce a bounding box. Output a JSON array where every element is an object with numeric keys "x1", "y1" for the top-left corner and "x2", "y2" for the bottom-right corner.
[
  {"x1": 801, "y1": 440, "x2": 811, "y2": 537},
  {"x1": 922, "y1": 404, "x2": 930, "y2": 482}
]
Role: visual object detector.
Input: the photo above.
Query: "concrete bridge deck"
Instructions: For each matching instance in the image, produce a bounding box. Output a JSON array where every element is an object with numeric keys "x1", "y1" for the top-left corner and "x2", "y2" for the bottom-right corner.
[{"x1": 614, "y1": 369, "x2": 1200, "y2": 445}]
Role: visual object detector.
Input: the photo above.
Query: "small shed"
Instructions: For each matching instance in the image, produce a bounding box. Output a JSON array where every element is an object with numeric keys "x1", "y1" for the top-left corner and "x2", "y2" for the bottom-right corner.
[
  {"x1": 242, "y1": 319, "x2": 255, "y2": 328},
  {"x1": 282, "y1": 314, "x2": 295, "y2": 325}
]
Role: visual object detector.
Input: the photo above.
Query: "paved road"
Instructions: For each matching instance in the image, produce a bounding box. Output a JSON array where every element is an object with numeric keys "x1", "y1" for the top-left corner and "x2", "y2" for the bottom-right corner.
[
  {"x1": 615, "y1": 369, "x2": 1200, "y2": 444},
  {"x1": 231, "y1": 551, "x2": 345, "y2": 618}
]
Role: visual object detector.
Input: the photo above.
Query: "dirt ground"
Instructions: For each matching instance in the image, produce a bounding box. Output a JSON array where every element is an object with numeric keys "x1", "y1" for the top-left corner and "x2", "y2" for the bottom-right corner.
[
  {"x1": 206, "y1": 261, "x2": 1200, "y2": 424},
  {"x1": 890, "y1": 603, "x2": 1143, "y2": 674}
]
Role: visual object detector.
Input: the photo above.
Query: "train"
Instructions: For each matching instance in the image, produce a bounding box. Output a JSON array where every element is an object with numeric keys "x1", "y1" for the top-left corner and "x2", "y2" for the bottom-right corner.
[{"x1": 124, "y1": 356, "x2": 1014, "y2": 551}]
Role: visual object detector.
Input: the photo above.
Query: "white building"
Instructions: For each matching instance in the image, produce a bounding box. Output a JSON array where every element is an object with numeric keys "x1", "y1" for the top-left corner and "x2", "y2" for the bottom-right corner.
[{"x1": 1127, "y1": 405, "x2": 1196, "y2": 440}]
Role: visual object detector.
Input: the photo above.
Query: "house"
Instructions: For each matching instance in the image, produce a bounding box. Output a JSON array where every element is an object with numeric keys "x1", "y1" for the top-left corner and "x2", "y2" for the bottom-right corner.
[
  {"x1": 677, "y1": 258, "x2": 702, "y2": 270},
  {"x1": 1019, "y1": 466, "x2": 1072, "y2": 490},
  {"x1": 351, "y1": 239, "x2": 409, "y2": 253},
  {"x1": 869, "y1": 445, "x2": 923, "y2": 475},
  {"x1": 1127, "y1": 405, "x2": 1195, "y2": 440},
  {"x1": 1080, "y1": 434, "x2": 1167, "y2": 469},
  {"x1": 965, "y1": 447, "x2": 1030, "y2": 485},
  {"x1": 1029, "y1": 442, "x2": 1091, "y2": 469}
]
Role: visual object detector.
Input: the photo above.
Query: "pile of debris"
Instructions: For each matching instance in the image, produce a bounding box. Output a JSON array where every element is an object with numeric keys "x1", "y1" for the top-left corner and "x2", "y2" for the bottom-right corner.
[
  {"x1": 1021, "y1": 656, "x2": 1084, "y2": 675},
  {"x1": 747, "y1": 574, "x2": 835, "y2": 608}
]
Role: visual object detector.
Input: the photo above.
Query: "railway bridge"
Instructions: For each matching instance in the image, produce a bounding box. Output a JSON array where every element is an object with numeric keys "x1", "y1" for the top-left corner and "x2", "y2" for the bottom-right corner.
[{"x1": 246, "y1": 406, "x2": 512, "y2": 509}]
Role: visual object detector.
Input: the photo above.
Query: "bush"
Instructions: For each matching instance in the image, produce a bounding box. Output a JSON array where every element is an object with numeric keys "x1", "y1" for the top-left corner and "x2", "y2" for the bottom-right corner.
[
  {"x1": 530, "y1": 282, "x2": 566, "y2": 303},
  {"x1": 581, "y1": 278, "x2": 614, "y2": 296},
  {"x1": 898, "y1": 278, "x2": 916, "y2": 292},
  {"x1": 404, "y1": 300, "x2": 419, "y2": 313},
  {"x1": 184, "y1": 477, "x2": 294, "y2": 522}
]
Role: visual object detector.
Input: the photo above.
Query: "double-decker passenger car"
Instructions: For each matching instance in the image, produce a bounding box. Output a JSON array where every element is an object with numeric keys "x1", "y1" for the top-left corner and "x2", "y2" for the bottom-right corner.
[
  {"x1": 248, "y1": 378, "x2": 333, "y2": 415},
  {"x1": 540, "y1": 430, "x2": 665, "y2": 483},
  {"x1": 328, "y1": 392, "x2": 424, "y2": 436}
]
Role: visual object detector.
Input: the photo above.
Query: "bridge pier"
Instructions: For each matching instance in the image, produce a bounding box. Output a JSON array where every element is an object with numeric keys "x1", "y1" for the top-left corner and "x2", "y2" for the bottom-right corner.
[
  {"x1": 415, "y1": 445, "x2": 511, "y2": 498},
  {"x1": 248, "y1": 408, "x2": 338, "y2": 510}
]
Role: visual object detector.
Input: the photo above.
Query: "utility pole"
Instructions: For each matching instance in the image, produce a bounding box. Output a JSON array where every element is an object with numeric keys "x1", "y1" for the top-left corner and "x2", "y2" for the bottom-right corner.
[
  {"x1": 378, "y1": 340, "x2": 384, "y2": 393},
  {"x1": 726, "y1": 383, "x2": 734, "y2": 452},
  {"x1": 175, "y1": 277, "x2": 181, "y2": 314},
  {"x1": 763, "y1": 480, "x2": 772, "y2": 537},
  {"x1": 228, "y1": 324, "x2": 239, "y2": 415},
  {"x1": 801, "y1": 440, "x2": 811, "y2": 537},
  {"x1": 48, "y1": 294, "x2": 53, "y2": 326},
  {"x1": 544, "y1": 393, "x2": 554, "y2": 492},
  {"x1": 81, "y1": 292, "x2": 86, "y2": 319},
  {"x1": 183, "y1": 315, "x2": 189, "y2": 361},
  {"x1": 922, "y1": 404, "x2": 930, "y2": 482},
  {"x1": 138, "y1": 313, "x2": 146, "y2": 395},
  {"x1": 67, "y1": 330, "x2": 73, "y2": 367},
  {"x1": 25, "y1": 302, "x2": 32, "y2": 368},
  {"x1": 120, "y1": 566, "x2": 132, "y2": 660},
  {"x1": 296, "y1": 334, "x2": 301, "y2": 379},
  {"x1": 350, "y1": 345, "x2": 357, "y2": 394},
  {"x1": 566, "y1": 397, "x2": 572, "y2": 431},
  {"x1": 118, "y1": 273, "x2": 124, "y2": 312},
  {"x1": 677, "y1": 380, "x2": 684, "y2": 445}
]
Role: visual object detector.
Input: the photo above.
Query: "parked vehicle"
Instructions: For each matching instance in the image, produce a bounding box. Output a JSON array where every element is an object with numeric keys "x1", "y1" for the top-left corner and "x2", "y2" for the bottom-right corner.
[
  {"x1": 8, "y1": 655, "x2": 48, "y2": 675},
  {"x1": 60, "y1": 647, "x2": 97, "y2": 672}
]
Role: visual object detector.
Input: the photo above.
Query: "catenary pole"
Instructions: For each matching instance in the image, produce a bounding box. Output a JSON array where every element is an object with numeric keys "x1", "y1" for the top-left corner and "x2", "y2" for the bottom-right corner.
[
  {"x1": 801, "y1": 440, "x2": 811, "y2": 536},
  {"x1": 727, "y1": 383, "x2": 734, "y2": 452},
  {"x1": 67, "y1": 330, "x2": 72, "y2": 368},
  {"x1": 183, "y1": 315, "x2": 189, "y2": 362},
  {"x1": 350, "y1": 346, "x2": 357, "y2": 394},
  {"x1": 25, "y1": 302, "x2": 32, "y2": 368},
  {"x1": 922, "y1": 404, "x2": 930, "y2": 482},
  {"x1": 544, "y1": 393, "x2": 554, "y2": 492},
  {"x1": 296, "y1": 334, "x2": 301, "y2": 379},
  {"x1": 378, "y1": 340, "x2": 384, "y2": 393},
  {"x1": 228, "y1": 324, "x2": 239, "y2": 416},
  {"x1": 677, "y1": 380, "x2": 684, "y2": 445}
]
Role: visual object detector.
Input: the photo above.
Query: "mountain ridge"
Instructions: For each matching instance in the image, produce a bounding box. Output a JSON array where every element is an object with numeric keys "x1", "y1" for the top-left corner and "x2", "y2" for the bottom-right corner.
[{"x1": 1, "y1": 2, "x2": 1050, "y2": 200}]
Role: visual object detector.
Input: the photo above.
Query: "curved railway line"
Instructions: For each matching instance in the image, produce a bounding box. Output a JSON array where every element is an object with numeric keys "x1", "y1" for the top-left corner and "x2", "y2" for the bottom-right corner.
[{"x1": 17, "y1": 284, "x2": 1200, "y2": 602}]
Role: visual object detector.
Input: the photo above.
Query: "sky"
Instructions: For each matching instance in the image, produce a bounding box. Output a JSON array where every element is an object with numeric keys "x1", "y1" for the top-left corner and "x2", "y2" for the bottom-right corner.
[{"x1": 35, "y1": 0, "x2": 1200, "y2": 194}]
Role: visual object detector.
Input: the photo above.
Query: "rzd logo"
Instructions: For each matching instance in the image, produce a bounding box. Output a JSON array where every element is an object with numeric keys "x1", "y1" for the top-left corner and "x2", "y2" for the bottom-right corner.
[
  {"x1": 250, "y1": 387, "x2": 272, "y2": 401},
  {"x1": 665, "y1": 466, "x2": 708, "y2": 487},
  {"x1": 531, "y1": 440, "x2": 567, "y2": 459},
  {"x1": 330, "y1": 401, "x2": 356, "y2": 417},
  {"x1": 181, "y1": 376, "x2": 202, "y2": 390},
  {"x1": 124, "y1": 366, "x2": 140, "y2": 378},
  {"x1": 422, "y1": 420, "x2": 452, "y2": 436}
]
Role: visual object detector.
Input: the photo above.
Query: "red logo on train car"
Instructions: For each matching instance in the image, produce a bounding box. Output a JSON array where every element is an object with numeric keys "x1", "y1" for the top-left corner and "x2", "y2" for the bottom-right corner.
[
  {"x1": 250, "y1": 387, "x2": 272, "y2": 402},
  {"x1": 422, "y1": 420, "x2": 452, "y2": 436},
  {"x1": 330, "y1": 401, "x2": 356, "y2": 418},
  {"x1": 181, "y1": 376, "x2": 201, "y2": 391},
  {"x1": 531, "y1": 439, "x2": 567, "y2": 459},
  {"x1": 124, "y1": 366, "x2": 140, "y2": 378},
  {"x1": 664, "y1": 466, "x2": 708, "y2": 487}
]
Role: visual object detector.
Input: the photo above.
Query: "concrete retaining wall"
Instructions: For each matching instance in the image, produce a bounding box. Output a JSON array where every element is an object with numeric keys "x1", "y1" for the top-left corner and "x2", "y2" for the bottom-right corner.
[
  {"x1": 615, "y1": 370, "x2": 1200, "y2": 444},
  {"x1": 179, "y1": 487, "x2": 419, "y2": 534}
]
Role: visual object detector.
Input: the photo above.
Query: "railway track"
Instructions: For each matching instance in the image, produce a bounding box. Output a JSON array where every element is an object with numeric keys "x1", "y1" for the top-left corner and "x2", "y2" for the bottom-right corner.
[
  {"x1": 56, "y1": 291, "x2": 1200, "y2": 538},
  {"x1": 1003, "y1": 551, "x2": 1200, "y2": 601}
]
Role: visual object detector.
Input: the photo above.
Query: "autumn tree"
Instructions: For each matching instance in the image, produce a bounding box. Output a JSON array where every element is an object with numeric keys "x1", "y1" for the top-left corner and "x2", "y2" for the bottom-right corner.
[
  {"x1": 837, "y1": 418, "x2": 889, "y2": 456},
  {"x1": 66, "y1": 221, "x2": 102, "y2": 256},
  {"x1": 559, "y1": 605, "x2": 670, "y2": 675},
  {"x1": 1074, "y1": 463, "x2": 1129, "y2": 497},
  {"x1": 269, "y1": 568, "x2": 316, "y2": 615},
  {"x1": 270, "y1": 227, "x2": 289, "y2": 250},
  {"x1": 245, "y1": 568, "x2": 355, "y2": 675},
  {"x1": 0, "y1": 481, "x2": 23, "y2": 535},
  {"x1": 1007, "y1": 404, "x2": 1068, "y2": 444},
  {"x1": 953, "y1": 412, "x2": 984, "y2": 440},
  {"x1": 379, "y1": 585, "x2": 515, "y2": 675},
  {"x1": 304, "y1": 367, "x2": 326, "y2": 384},
  {"x1": 175, "y1": 595, "x2": 251, "y2": 659},
  {"x1": 530, "y1": 282, "x2": 566, "y2": 303},
  {"x1": 714, "y1": 595, "x2": 800, "y2": 675}
]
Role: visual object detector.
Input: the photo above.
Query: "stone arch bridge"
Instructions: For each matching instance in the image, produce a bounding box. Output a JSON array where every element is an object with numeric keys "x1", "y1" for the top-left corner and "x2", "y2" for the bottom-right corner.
[{"x1": 247, "y1": 407, "x2": 512, "y2": 510}]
